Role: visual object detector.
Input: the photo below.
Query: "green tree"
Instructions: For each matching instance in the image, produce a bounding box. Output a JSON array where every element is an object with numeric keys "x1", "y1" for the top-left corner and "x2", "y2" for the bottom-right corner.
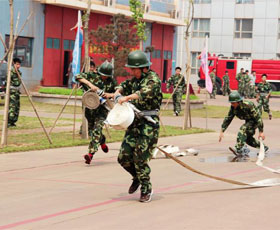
[{"x1": 90, "y1": 14, "x2": 140, "y2": 78}]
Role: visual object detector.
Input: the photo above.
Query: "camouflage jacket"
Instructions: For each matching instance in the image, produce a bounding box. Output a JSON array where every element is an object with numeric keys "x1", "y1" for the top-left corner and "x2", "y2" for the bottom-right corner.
[
  {"x1": 222, "y1": 75, "x2": 230, "y2": 85},
  {"x1": 76, "y1": 71, "x2": 117, "y2": 93},
  {"x1": 236, "y1": 72, "x2": 243, "y2": 83},
  {"x1": 243, "y1": 74, "x2": 251, "y2": 85},
  {"x1": 117, "y1": 70, "x2": 162, "y2": 111},
  {"x1": 9, "y1": 68, "x2": 21, "y2": 92},
  {"x1": 256, "y1": 82, "x2": 272, "y2": 95},
  {"x1": 166, "y1": 74, "x2": 186, "y2": 92},
  {"x1": 210, "y1": 72, "x2": 216, "y2": 84},
  {"x1": 221, "y1": 101, "x2": 263, "y2": 132}
]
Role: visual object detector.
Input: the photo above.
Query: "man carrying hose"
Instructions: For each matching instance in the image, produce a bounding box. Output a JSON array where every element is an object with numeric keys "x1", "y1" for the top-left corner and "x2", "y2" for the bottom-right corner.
[{"x1": 113, "y1": 50, "x2": 162, "y2": 203}]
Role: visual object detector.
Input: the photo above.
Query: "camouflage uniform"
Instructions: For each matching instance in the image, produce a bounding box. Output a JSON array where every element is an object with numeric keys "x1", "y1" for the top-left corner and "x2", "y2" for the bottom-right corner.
[
  {"x1": 117, "y1": 70, "x2": 162, "y2": 195},
  {"x1": 222, "y1": 74, "x2": 231, "y2": 96},
  {"x1": 76, "y1": 72, "x2": 117, "y2": 155},
  {"x1": 221, "y1": 101, "x2": 268, "y2": 154},
  {"x1": 8, "y1": 68, "x2": 21, "y2": 126},
  {"x1": 256, "y1": 82, "x2": 272, "y2": 115},
  {"x1": 236, "y1": 72, "x2": 243, "y2": 96},
  {"x1": 166, "y1": 74, "x2": 186, "y2": 114},
  {"x1": 209, "y1": 72, "x2": 217, "y2": 98},
  {"x1": 243, "y1": 74, "x2": 251, "y2": 98}
]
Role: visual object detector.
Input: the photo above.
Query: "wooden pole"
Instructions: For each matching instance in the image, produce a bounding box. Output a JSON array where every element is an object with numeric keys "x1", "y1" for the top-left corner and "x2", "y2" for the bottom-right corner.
[
  {"x1": 84, "y1": 0, "x2": 91, "y2": 72},
  {"x1": 49, "y1": 85, "x2": 81, "y2": 135},
  {"x1": 73, "y1": 86, "x2": 77, "y2": 140},
  {"x1": 1, "y1": 0, "x2": 14, "y2": 147}
]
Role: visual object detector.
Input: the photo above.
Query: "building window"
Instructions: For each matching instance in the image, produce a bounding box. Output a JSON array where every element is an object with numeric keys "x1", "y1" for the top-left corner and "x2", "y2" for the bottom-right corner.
[
  {"x1": 194, "y1": 0, "x2": 211, "y2": 3},
  {"x1": 152, "y1": 49, "x2": 161, "y2": 59},
  {"x1": 233, "y1": 53, "x2": 251, "y2": 58},
  {"x1": 163, "y1": 50, "x2": 172, "y2": 60},
  {"x1": 46, "y1": 37, "x2": 60, "y2": 49},
  {"x1": 63, "y1": 39, "x2": 75, "y2": 50},
  {"x1": 5, "y1": 35, "x2": 33, "y2": 67},
  {"x1": 234, "y1": 19, "x2": 253, "y2": 38},
  {"x1": 192, "y1": 19, "x2": 210, "y2": 38},
  {"x1": 236, "y1": 0, "x2": 254, "y2": 3},
  {"x1": 191, "y1": 52, "x2": 201, "y2": 75}
]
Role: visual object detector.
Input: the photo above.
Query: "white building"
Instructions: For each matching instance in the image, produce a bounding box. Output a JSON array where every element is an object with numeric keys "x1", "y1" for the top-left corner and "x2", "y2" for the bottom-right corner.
[{"x1": 176, "y1": 0, "x2": 280, "y2": 84}]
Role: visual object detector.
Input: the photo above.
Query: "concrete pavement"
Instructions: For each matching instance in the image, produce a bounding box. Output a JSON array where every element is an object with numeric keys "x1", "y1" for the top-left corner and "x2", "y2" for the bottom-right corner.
[{"x1": 0, "y1": 96, "x2": 280, "y2": 229}]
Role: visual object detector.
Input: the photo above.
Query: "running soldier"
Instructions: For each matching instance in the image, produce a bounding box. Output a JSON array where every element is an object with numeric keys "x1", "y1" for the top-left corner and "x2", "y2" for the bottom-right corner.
[
  {"x1": 114, "y1": 50, "x2": 162, "y2": 203},
  {"x1": 8, "y1": 58, "x2": 22, "y2": 127},
  {"x1": 209, "y1": 68, "x2": 217, "y2": 99},
  {"x1": 256, "y1": 74, "x2": 272, "y2": 120},
  {"x1": 76, "y1": 61, "x2": 117, "y2": 165},
  {"x1": 166, "y1": 67, "x2": 186, "y2": 116},
  {"x1": 219, "y1": 91, "x2": 269, "y2": 156},
  {"x1": 222, "y1": 71, "x2": 231, "y2": 96},
  {"x1": 236, "y1": 68, "x2": 244, "y2": 96}
]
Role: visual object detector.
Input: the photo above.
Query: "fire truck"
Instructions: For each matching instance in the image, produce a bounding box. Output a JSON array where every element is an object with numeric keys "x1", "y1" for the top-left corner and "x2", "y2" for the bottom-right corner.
[{"x1": 198, "y1": 54, "x2": 280, "y2": 93}]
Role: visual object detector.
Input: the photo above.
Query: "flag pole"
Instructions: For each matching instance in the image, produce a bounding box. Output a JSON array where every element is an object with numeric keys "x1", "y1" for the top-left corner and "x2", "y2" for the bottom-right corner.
[{"x1": 205, "y1": 35, "x2": 208, "y2": 130}]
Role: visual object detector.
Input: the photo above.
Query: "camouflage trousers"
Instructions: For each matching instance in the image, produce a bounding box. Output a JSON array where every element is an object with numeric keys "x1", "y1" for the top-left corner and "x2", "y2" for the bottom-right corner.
[
  {"x1": 238, "y1": 83, "x2": 244, "y2": 97},
  {"x1": 172, "y1": 91, "x2": 183, "y2": 113},
  {"x1": 235, "y1": 121, "x2": 267, "y2": 153},
  {"x1": 222, "y1": 83, "x2": 231, "y2": 96},
  {"x1": 85, "y1": 108, "x2": 106, "y2": 155},
  {"x1": 8, "y1": 90, "x2": 20, "y2": 125},
  {"x1": 118, "y1": 118, "x2": 159, "y2": 194},
  {"x1": 257, "y1": 96, "x2": 270, "y2": 114},
  {"x1": 249, "y1": 85, "x2": 256, "y2": 98},
  {"x1": 209, "y1": 85, "x2": 217, "y2": 99}
]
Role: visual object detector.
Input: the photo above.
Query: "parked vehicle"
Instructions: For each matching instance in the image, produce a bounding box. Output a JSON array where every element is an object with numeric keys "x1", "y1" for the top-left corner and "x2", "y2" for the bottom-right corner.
[
  {"x1": 0, "y1": 61, "x2": 7, "y2": 94},
  {"x1": 198, "y1": 54, "x2": 280, "y2": 92}
]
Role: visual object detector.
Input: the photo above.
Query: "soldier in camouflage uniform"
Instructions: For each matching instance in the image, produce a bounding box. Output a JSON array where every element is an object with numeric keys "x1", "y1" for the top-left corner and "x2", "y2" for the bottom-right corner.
[
  {"x1": 236, "y1": 68, "x2": 244, "y2": 96},
  {"x1": 209, "y1": 68, "x2": 217, "y2": 99},
  {"x1": 256, "y1": 74, "x2": 272, "y2": 120},
  {"x1": 222, "y1": 71, "x2": 231, "y2": 96},
  {"x1": 244, "y1": 70, "x2": 251, "y2": 98},
  {"x1": 8, "y1": 58, "x2": 22, "y2": 127},
  {"x1": 114, "y1": 50, "x2": 162, "y2": 203},
  {"x1": 76, "y1": 61, "x2": 117, "y2": 165},
  {"x1": 166, "y1": 67, "x2": 186, "y2": 116},
  {"x1": 219, "y1": 91, "x2": 268, "y2": 156}
]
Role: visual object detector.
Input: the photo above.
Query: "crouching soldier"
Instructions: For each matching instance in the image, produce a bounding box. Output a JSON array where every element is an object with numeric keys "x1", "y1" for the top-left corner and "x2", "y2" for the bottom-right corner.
[
  {"x1": 256, "y1": 74, "x2": 272, "y2": 120},
  {"x1": 219, "y1": 91, "x2": 269, "y2": 156},
  {"x1": 114, "y1": 50, "x2": 162, "y2": 203},
  {"x1": 76, "y1": 61, "x2": 117, "y2": 165}
]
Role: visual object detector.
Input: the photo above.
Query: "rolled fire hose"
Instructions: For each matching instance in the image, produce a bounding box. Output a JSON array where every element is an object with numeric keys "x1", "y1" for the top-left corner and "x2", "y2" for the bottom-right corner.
[{"x1": 157, "y1": 147, "x2": 280, "y2": 187}]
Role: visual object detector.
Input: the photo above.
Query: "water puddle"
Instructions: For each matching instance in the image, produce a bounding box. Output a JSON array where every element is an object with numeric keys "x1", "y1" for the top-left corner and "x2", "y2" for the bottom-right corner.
[{"x1": 199, "y1": 151, "x2": 280, "y2": 163}]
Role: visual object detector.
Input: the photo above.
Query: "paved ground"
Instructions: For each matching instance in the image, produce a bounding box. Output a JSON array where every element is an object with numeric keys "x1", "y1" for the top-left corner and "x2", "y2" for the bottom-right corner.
[{"x1": 0, "y1": 96, "x2": 280, "y2": 230}]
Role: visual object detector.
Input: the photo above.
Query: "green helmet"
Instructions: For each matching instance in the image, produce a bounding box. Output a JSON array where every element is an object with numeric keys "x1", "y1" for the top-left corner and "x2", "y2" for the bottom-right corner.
[
  {"x1": 98, "y1": 60, "x2": 113, "y2": 77},
  {"x1": 229, "y1": 91, "x2": 243, "y2": 103},
  {"x1": 125, "y1": 50, "x2": 151, "y2": 68}
]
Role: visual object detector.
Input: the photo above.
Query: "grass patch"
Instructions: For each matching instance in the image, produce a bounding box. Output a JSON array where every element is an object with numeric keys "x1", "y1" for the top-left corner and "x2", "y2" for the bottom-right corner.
[
  {"x1": 161, "y1": 105, "x2": 280, "y2": 119},
  {"x1": 39, "y1": 87, "x2": 84, "y2": 96},
  {"x1": 0, "y1": 126, "x2": 212, "y2": 153},
  {"x1": 271, "y1": 91, "x2": 280, "y2": 95},
  {"x1": 163, "y1": 93, "x2": 199, "y2": 100}
]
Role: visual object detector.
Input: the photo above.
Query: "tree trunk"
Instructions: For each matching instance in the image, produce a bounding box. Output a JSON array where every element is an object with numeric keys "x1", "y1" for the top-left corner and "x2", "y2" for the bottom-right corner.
[{"x1": 1, "y1": 0, "x2": 14, "y2": 147}]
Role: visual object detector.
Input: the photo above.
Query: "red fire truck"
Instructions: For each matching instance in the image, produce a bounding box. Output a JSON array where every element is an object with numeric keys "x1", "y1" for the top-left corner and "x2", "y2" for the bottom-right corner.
[{"x1": 198, "y1": 54, "x2": 280, "y2": 93}]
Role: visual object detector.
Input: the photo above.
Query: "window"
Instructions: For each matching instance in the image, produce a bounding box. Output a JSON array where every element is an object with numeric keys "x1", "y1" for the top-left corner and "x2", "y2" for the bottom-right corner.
[
  {"x1": 191, "y1": 52, "x2": 201, "y2": 75},
  {"x1": 63, "y1": 39, "x2": 75, "y2": 50},
  {"x1": 233, "y1": 53, "x2": 251, "y2": 58},
  {"x1": 46, "y1": 37, "x2": 60, "y2": 49},
  {"x1": 152, "y1": 49, "x2": 161, "y2": 59},
  {"x1": 236, "y1": 0, "x2": 254, "y2": 3},
  {"x1": 194, "y1": 0, "x2": 211, "y2": 3},
  {"x1": 5, "y1": 35, "x2": 33, "y2": 67},
  {"x1": 163, "y1": 50, "x2": 172, "y2": 60},
  {"x1": 226, "y1": 61, "x2": 235, "y2": 69},
  {"x1": 192, "y1": 19, "x2": 210, "y2": 38},
  {"x1": 234, "y1": 19, "x2": 253, "y2": 38}
]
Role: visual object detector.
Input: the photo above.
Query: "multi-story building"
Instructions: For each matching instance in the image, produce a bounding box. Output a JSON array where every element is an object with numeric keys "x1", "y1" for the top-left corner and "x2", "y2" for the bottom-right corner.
[
  {"x1": 0, "y1": 0, "x2": 184, "y2": 89},
  {"x1": 176, "y1": 0, "x2": 280, "y2": 84}
]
